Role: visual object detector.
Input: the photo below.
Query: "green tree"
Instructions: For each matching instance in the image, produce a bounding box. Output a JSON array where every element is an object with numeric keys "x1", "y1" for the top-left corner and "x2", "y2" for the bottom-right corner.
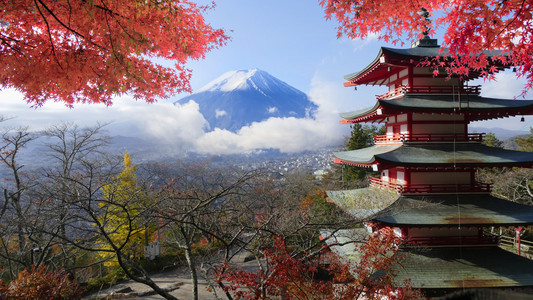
[
  {"x1": 514, "y1": 128, "x2": 533, "y2": 152},
  {"x1": 482, "y1": 132, "x2": 503, "y2": 148},
  {"x1": 478, "y1": 129, "x2": 533, "y2": 205},
  {"x1": 343, "y1": 124, "x2": 385, "y2": 182}
]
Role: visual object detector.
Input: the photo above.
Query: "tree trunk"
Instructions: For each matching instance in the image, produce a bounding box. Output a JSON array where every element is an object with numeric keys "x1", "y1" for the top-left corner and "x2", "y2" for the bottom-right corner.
[{"x1": 181, "y1": 227, "x2": 198, "y2": 300}]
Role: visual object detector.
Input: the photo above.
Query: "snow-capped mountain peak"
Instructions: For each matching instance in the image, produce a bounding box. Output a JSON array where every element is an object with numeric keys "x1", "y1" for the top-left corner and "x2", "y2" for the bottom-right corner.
[
  {"x1": 175, "y1": 69, "x2": 317, "y2": 132},
  {"x1": 197, "y1": 69, "x2": 258, "y2": 93},
  {"x1": 196, "y1": 68, "x2": 300, "y2": 96}
]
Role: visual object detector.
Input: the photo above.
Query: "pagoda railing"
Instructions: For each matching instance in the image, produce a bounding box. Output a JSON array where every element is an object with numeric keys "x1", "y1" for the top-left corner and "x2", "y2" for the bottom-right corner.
[
  {"x1": 377, "y1": 85, "x2": 481, "y2": 100},
  {"x1": 368, "y1": 176, "x2": 403, "y2": 193},
  {"x1": 373, "y1": 133, "x2": 485, "y2": 144},
  {"x1": 402, "y1": 234, "x2": 499, "y2": 247},
  {"x1": 368, "y1": 176, "x2": 491, "y2": 194}
]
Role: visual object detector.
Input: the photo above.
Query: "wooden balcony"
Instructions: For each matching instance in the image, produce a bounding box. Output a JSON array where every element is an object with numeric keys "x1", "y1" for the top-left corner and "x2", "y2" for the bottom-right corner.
[
  {"x1": 377, "y1": 85, "x2": 481, "y2": 100},
  {"x1": 373, "y1": 133, "x2": 485, "y2": 144},
  {"x1": 368, "y1": 176, "x2": 491, "y2": 194},
  {"x1": 368, "y1": 176, "x2": 403, "y2": 193},
  {"x1": 402, "y1": 234, "x2": 499, "y2": 247}
]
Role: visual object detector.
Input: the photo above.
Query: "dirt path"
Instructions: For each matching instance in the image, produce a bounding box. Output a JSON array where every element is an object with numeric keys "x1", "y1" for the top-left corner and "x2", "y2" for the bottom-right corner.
[{"x1": 84, "y1": 251, "x2": 255, "y2": 299}]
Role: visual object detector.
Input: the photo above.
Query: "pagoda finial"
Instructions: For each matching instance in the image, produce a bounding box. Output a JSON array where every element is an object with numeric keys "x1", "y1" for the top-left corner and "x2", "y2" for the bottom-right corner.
[
  {"x1": 411, "y1": 7, "x2": 439, "y2": 48},
  {"x1": 418, "y1": 7, "x2": 431, "y2": 39}
]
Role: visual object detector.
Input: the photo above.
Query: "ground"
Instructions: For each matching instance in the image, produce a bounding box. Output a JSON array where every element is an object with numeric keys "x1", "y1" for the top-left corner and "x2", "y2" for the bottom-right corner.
[{"x1": 84, "y1": 251, "x2": 254, "y2": 300}]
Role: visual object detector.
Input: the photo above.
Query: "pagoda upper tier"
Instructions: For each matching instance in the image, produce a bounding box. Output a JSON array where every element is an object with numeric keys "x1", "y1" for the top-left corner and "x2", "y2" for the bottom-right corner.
[
  {"x1": 344, "y1": 45, "x2": 506, "y2": 88},
  {"x1": 341, "y1": 95, "x2": 533, "y2": 124},
  {"x1": 333, "y1": 143, "x2": 533, "y2": 169},
  {"x1": 341, "y1": 42, "x2": 533, "y2": 124}
]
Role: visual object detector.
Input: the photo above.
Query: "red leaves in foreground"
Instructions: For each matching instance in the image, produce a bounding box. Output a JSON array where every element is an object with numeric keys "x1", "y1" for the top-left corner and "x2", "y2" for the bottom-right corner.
[
  {"x1": 215, "y1": 232, "x2": 420, "y2": 299},
  {"x1": 0, "y1": 1, "x2": 229, "y2": 106},
  {"x1": 0, "y1": 265, "x2": 81, "y2": 300}
]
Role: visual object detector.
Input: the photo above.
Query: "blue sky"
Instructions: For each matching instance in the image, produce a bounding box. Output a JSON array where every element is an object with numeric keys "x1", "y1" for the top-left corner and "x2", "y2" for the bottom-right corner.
[{"x1": 1, "y1": 1, "x2": 531, "y2": 155}]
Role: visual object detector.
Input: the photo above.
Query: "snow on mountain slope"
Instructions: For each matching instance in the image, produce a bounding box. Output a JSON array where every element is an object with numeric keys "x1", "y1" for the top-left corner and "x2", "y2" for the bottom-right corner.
[{"x1": 175, "y1": 69, "x2": 317, "y2": 132}]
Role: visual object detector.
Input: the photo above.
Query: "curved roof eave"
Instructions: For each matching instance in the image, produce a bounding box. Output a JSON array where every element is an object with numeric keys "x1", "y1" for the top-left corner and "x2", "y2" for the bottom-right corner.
[
  {"x1": 396, "y1": 247, "x2": 533, "y2": 289},
  {"x1": 327, "y1": 187, "x2": 400, "y2": 221},
  {"x1": 373, "y1": 195, "x2": 533, "y2": 226},
  {"x1": 381, "y1": 46, "x2": 503, "y2": 60},
  {"x1": 339, "y1": 102, "x2": 381, "y2": 120},
  {"x1": 338, "y1": 95, "x2": 533, "y2": 123},
  {"x1": 334, "y1": 144, "x2": 533, "y2": 167},
  {"x1": 381, "y1": 95, "x2": 533, "y2": 110},
  {"x1": 344, "y1": 48, "x2": 385, "y2": 81},
  {"x1": 344, "y1": 46, "x2": 506, "y2": 83},
  {"x1": 334, "y1": 145, "x2": 402, "y2": 165}
]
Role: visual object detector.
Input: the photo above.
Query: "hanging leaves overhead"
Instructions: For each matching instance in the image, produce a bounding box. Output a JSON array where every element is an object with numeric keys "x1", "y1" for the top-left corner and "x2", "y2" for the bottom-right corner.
[
  {"x1": 321, "y1": 0, "x2": 533, "y2": 95},
  {"x1": 0, "y1": 1, "x2": 229, "y2": 106}
]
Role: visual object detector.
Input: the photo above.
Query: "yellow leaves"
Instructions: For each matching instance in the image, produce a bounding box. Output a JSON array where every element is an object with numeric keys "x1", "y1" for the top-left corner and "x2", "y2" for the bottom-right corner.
[{"x1": 97, "y1": 153, "x2": 154, "y2": 265}]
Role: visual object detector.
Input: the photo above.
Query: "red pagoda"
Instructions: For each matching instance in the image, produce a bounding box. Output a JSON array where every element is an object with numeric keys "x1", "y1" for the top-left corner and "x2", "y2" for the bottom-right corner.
[{"x1": 326, "y1": 35, "x2": 533, "y2": 296}]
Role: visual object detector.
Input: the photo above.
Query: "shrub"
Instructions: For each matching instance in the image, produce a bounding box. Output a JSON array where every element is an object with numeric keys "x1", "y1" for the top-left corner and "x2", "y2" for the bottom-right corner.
[{"x1": 0, "y1": 265, "x2": 81, "y2": 299}]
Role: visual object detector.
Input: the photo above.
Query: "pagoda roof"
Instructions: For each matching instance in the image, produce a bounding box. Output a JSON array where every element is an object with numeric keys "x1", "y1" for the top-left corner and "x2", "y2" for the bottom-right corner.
[
  {"x1": 326, "y1": 187, "x2": 398, "y2": 220},
  {"x1": 340, "y1": 95, "x2": 533, "y2": 123},
  {"x1": 327, "y1": 188, "x2": 533, "y2": 226},
  {"x1": 344, "y1": 46, "x2": 505, "y2": 85},
  {"x1": 323, "y1": 229, "x2": 533, "y2": 289},
  {"x1": 334, "y1": 144, "x2": 533, "y2": 168},
  {"x1": 396, "y1": 246, "x2": 533, "y2": 289},
  {"x1": 374, "y1": 194, "x2": 533, "y2": 226}
]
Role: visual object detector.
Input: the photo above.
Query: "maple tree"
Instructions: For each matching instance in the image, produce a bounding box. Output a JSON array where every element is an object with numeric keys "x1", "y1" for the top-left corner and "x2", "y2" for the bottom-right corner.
[
  {"x1": 478, "y1": 129, "x2": 533, "y2": 205},
  {"x1": 320, "y1": 0, "x2": 533, "y2": 94},
  {"x1": 0, "y1": 127, "x2": 37, "y2": 273},
  {"x1": 0, "y1": 265, "x2": 81, "y2": 299},
  {"x1": 0, "y1": 1, "x2": 228, "y2": 106},
  {"x1": 215, "y1": 232, "x2": 420, "y2": 300},
  {"x1": 211, "y1": 184, "x2": 418, "y2": 299},
  {"x1": 150, "y1": 162, "x2": 259, "y2": 300}
]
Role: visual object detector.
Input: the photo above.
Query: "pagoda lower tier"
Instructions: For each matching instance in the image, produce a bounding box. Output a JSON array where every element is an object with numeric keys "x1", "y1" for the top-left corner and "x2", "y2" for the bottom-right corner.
[
  {"x1": 328, "y1": 190, "x2": 533, "y2": 228},
  {"x1": 324, "y1": 230, "x2": 533, "y2": 295},
  {"x1": 325, "y1": 188, "x2": 533, "y2": 293},
  {"x1": 397, "y1": 246, "x2": 533, "y2": 293}
]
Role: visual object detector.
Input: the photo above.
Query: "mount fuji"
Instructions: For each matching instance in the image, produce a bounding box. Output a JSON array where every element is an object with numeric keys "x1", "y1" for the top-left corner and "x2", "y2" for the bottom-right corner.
[{"x1": 174, "y1": 69, "x2": 317, "y2": 132}]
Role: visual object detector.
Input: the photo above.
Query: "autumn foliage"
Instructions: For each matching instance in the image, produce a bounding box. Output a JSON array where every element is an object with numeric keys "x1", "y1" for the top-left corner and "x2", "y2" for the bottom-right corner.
[
  {"x1": 98, "y1": 153, "x2": 155, "y2": 266},
  {"x1": 0, "y1": 1, "x2": 228, "y2": 106},
  {"x1": 321, "y1": 0, "x2": 533, "y2": 94},
  {"x1": 0, "y1": 265, "x2": 80, "y2": 299},
  {"x1": 215, "y1": 232, "x2": 420, "y2": 299}
]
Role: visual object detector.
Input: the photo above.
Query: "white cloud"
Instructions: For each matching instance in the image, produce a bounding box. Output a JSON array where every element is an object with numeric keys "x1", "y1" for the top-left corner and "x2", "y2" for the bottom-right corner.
[
  {"x1": 0, "y1": 75, "x2": 353, "y2": 156},
  {"x1": 134, "y1": 100, "x2": 207, "y2": 145},
  {"x1": 471, "y1": 71, "x2": 533, "y2": 131},
  {"x1": 341, "y1": 32, "x2": 380, "y2": 52},
  {"x1": 192, "y1": 75, "x2": 351, "y2": 155},
  {"x1": 215, "y1": 109, "x2": 227, "y2": 118},
  {"x1": 267, "y1": 106, "x2": 278, "y2": 114},
  {"x1": 479, "y1": 71, "x2": 531, "y2": 99}
]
